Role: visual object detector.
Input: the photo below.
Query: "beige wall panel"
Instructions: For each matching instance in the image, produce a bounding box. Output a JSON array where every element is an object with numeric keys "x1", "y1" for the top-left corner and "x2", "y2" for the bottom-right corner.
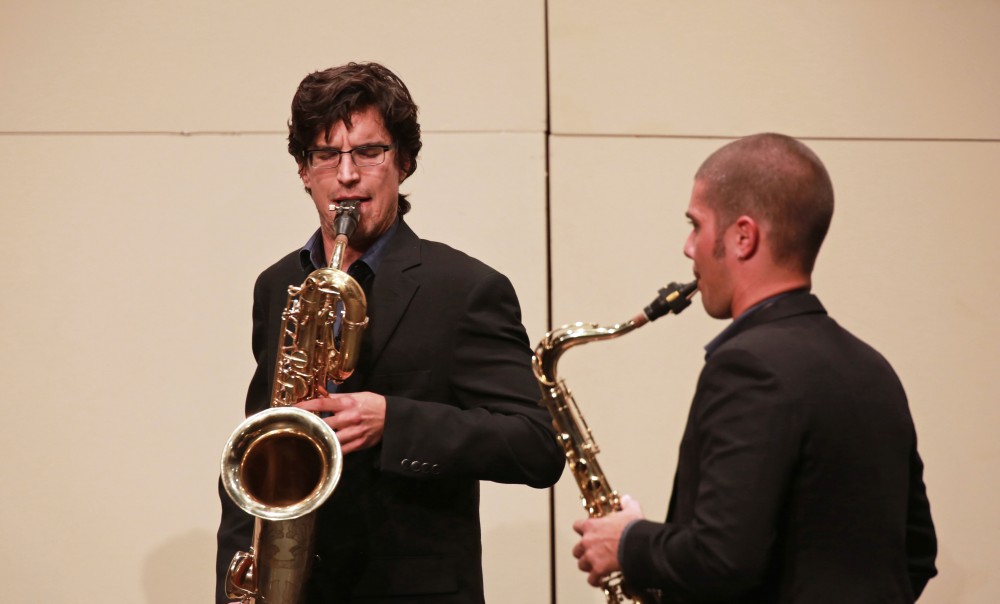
[
  {"x1": 0, "y1": 131, "x2": 550, "y2": 603},
  {"x1": 549, "y1": 135, "x2": 1000, "y2": 603},
  {"x1": 0, "y1": 133, "x2": 304, "y2": 604},
  {"x1": 549, "y1": 1, "x2": 1000, "y2": 139},
  {"x1": 0, "y1": 0, "x2": 545, "y2": 133}
]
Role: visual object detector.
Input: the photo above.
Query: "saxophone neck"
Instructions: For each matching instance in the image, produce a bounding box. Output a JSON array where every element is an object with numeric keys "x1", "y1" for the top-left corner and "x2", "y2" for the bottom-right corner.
[
  {"x1": 329, "y1": 234, "x2": 350, "y2": 271},
  {"x1": 532, "y1": 281, "x2": 698, "y2": 387},
  {"x1": 533, "y1": 319, "x2": 643, "y2": 386},
  {"x1": 328, "y1": 201, "x2": 360, "y2": 269}
]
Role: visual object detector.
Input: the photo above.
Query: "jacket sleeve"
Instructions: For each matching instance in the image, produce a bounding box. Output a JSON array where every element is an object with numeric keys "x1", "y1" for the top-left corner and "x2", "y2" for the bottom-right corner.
[
  {"x1": 378, "y1": 268, "x2": 565, "y2": 488},
  {"x1": 906, "y1": 441, "x2": 938, "y2": 598},
  {"x1": 620, "y1": 347, "x2": 797, "y2": 600}
]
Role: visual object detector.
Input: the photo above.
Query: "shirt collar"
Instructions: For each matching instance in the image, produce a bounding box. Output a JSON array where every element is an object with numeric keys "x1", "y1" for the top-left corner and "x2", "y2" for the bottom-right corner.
[
  {"x1": 704, "y1": 288, "x2": 808, "y2": 356},
  {"x1": 299, "y1": 218, "x2": 399, "y2": 274}
]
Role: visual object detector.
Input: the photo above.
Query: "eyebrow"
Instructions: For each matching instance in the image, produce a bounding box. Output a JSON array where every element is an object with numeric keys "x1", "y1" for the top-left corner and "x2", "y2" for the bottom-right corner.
[{"x1": 314, "y1": 142, "x2": 388, "y2": 150}]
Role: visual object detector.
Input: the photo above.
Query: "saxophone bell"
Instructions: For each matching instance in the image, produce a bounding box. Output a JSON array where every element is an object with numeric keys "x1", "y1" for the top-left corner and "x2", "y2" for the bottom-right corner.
[
  {"x1": 221, "y1": 407, "x2": 342, "y2": 522},
  {"x1": 221, "y1": 407, "x2": 343, "y2": 602}
]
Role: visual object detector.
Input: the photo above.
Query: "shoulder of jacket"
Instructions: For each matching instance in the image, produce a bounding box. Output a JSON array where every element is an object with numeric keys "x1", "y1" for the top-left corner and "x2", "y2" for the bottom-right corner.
[
  {"x1": 254, "y1": 248, "x2": 305, "y2": 289},
  {"x1": 417, "y1": 238, "x2": 502, "y2": 279}
]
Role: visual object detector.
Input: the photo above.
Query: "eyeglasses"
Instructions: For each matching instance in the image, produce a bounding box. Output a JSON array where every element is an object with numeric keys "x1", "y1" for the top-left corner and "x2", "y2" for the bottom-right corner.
[{"x1": 304, "y1": 144, "x2": 396, "y2": 170}]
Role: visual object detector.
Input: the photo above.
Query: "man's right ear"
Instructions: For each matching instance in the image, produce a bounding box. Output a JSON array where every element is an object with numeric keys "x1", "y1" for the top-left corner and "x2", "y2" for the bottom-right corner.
[
  {"x1": 732, "y1": 215, "x2": 760, "y2": 262},
  {"x1": 399, "y1": 155, "x2": 412, "y2": 183}
]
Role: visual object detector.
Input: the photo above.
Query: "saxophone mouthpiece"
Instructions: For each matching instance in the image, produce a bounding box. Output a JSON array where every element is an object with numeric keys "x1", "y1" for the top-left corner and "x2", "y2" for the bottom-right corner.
[
  {"x1": 643, "y1": 280, "x2": 699, "y2": 321},
  {"x1": 331, "y1": 201, "x2": 360, "y2": 239}
]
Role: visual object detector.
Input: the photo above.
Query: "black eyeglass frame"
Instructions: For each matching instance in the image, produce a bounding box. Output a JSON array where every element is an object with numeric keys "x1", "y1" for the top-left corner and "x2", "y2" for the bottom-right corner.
[{"x1": 302, "y1": 143, "x2": 397, "y2": 169}]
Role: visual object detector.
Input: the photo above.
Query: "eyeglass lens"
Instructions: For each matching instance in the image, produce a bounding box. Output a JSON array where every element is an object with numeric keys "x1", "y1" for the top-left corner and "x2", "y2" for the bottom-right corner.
[{"x1": 309, "y1": 146, "x2": 388, "y2": 169}]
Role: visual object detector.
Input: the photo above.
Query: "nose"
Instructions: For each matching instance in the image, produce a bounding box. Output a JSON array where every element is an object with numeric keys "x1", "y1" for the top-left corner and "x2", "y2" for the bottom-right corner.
[
  {"x1": 336, "y1": 153, "x2": 360, "y2": 184},
  {"x1": 683, "y1": 231, "x2": 695, "y2": 259}
]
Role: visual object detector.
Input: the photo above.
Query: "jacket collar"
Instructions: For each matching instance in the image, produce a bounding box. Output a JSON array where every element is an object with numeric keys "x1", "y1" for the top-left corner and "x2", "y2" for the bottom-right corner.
[{"x1": 705, "y1": 289, "x2": 826, "y2": 357}]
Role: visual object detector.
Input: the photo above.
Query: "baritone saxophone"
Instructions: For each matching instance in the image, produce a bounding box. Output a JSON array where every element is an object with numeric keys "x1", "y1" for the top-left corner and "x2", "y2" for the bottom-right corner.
[
  {"x1": 220, "y1": 201, "x2": 369, "y2": 604},
  {"x1": 532, "y1": 280, "x2": 698, "y2": 604}
]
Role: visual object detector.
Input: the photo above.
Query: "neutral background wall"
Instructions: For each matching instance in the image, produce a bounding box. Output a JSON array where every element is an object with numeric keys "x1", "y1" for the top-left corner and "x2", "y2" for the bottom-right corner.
[{"x1": 1, "y1": 1, "x2": 997, "y2": 603}]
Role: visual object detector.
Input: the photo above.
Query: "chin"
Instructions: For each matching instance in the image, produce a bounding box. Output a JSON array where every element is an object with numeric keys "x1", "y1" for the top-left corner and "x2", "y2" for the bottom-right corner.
[{"x1": 701, "y1": 298, "x2": 730, "y2": 320}]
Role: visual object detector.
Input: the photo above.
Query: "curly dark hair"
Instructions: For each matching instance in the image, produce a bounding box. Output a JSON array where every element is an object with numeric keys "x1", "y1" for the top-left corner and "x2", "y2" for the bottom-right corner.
[{"x1": 288, "y1": 62, "x2": 422, "y2": 215}]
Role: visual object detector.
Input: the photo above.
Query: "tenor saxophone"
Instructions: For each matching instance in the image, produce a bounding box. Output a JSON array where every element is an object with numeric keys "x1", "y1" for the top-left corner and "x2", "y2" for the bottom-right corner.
[
  {"x1": 532, "y1": 281, "x2": 698, "y2": 604},
  {"x1": 220, "y1": 202, "x2": 369, "y2": 604}
]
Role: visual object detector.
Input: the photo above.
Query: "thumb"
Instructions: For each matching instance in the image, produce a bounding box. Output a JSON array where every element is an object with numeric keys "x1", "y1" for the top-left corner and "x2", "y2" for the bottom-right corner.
[{"x1": 619, "y1": 494, "x2": 643, "y2": 515}]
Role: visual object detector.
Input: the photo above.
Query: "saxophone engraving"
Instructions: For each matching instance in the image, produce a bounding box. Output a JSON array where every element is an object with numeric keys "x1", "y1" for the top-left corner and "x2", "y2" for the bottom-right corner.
[
  {"x1": 220, "y1": 202, "x2": 369, "y2": 604},
  {"x1": 532, "y1": 281, "x2": 698, "y2": 604}
]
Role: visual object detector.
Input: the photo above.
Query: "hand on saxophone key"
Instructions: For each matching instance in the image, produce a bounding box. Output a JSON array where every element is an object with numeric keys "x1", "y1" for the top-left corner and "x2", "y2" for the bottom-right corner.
[
  {"x1": 296, "y1": 391, "x2": 387, "y2": 454},
  {"x1": 572, "y1": 495, "x2": 646, "y2": 587}
]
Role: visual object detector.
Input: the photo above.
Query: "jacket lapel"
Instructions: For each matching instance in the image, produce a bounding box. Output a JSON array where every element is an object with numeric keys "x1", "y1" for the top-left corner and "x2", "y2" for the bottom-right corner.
[{"x1": 363, "y1": 218, "x2": 421, "y2": 370}]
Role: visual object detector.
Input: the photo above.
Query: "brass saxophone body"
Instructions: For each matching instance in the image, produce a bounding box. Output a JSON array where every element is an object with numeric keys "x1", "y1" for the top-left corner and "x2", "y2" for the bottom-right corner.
[
  {"x1": 532, "y1": 280, "x2": 698, "y2": 604},
  {"x1": 220, "y1": 202, "x2": 369, "y2": 604}
]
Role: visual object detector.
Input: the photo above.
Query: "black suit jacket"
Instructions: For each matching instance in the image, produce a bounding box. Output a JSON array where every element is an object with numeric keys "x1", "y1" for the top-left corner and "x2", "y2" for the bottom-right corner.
[
  {"x1": 620, "y1": 291, "x2": 937, "y2": 603},
  {"x1": 217, "y1": 219, "x2": 564, "y2": 603}
]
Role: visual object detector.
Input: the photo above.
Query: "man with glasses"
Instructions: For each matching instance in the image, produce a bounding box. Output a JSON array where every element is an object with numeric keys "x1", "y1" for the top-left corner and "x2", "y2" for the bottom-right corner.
[{"x1": 216, "y1": 62, "x2": 564, "y2": 604}]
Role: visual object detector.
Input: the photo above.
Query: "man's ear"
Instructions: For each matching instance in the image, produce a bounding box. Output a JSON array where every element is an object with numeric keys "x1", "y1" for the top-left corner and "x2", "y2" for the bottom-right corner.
[
  {"x1": 399, "y1": 157, "x2": 411, "y2": 184},
  {"x1": 297, "y1": 163, "x2": 314, "y2": 195},
  {"x1": 732, "y1": 215, "x2": 759, "y2": 261}
]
